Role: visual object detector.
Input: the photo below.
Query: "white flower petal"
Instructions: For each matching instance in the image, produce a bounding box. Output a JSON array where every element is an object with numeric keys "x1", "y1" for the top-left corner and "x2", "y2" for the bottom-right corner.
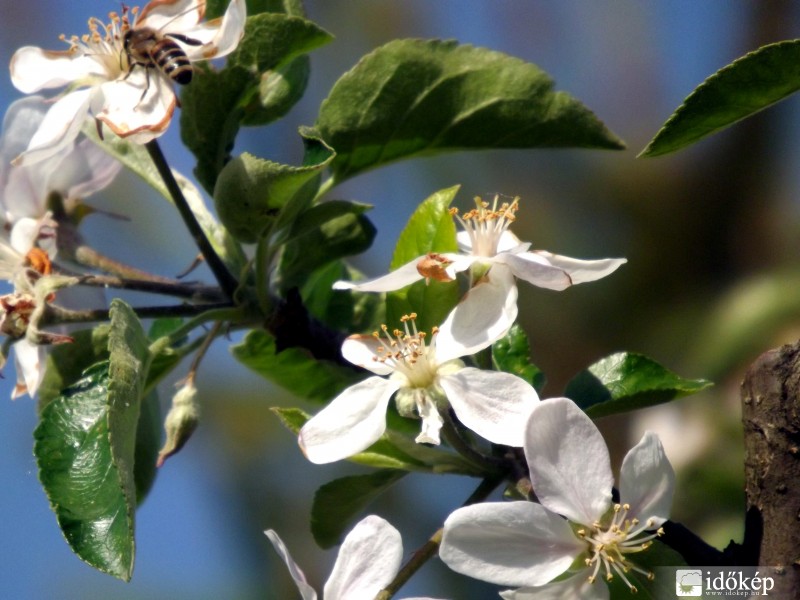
[
  {"x1": 494, "y1": 252, "x2": 573, "y2": 291},
  {"x1": 619, "y1": 431, "x2": 675, "y2": 526},
  {"x1": 137, "y1": 0, "x2": 204, "y2": 32},
  {"x1": 324, "y1": 515, "x2": 403, "y2": 600},
  {"x1": 500, "y1": 572, "x2": 609, "y2": 600},
  {"x1": 10, "y1": 47, "x2": 106, "y2": 94},
  {"x1": 183, "y1": 0, "x2": 247, "y2": 60},
  {"x1": 525, "y1": 398, "x2": 613, "y2": 526},
  {"x1": 435, "y1": 265, "x2": 518, "y2": 359},
  {"x1": 531, "y1": 252, "x2": 626, "y2": 285},
  {"x1": 1, "y1": 96, "x2": 52, "y2": 165},
  {"x1": 415, "y1": 395, "x2": 444, "y2": 444},
  {"x1": 16, "y1": 89, "x2": 94, "y2": 167},
  {"x1": 440, "y1": 368, "x2": 539, "y2": 446},
  {"x1": 496, "y1": 230, "x2": 529, "y2": 254},
  {"x1": 52, "y1": 138, "x2": 122, "y2": 202},
  {"x1": 333, "y1": 257, "x2": 426, "y2": 293},
  {"x1": 440, "y1": 502, "x2": 582, "y2": 588},
  {"x1": 12, "y1": 339, "x2": 46, "y2": 399},
  {"x1": 9, "y1": 218, "x2": 41, "y2": 254},
  {"x1": 298, "y1": 377, "x2": 399, "y2": 464},
  {"x1": 341, "y1": 335, "x2": 395, "y2": 376},
  {"x1": 96, "y1": 75, "x2": 176, "y2": 141},
  {"x1": 264, "y1": 530, "x2": 318, "y2": 600}
]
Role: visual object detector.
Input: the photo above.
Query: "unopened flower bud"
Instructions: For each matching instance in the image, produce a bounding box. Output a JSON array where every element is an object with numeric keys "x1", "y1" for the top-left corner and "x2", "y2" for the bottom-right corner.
[{"x1": 157, "y1": 380, "x2": 200, "y2": 468}]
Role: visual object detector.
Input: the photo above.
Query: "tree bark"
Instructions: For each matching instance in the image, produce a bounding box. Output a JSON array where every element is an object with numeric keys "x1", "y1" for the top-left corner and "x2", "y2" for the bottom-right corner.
[{"x1": 741, "y1": 342, "x2": 800, "y2": 596}]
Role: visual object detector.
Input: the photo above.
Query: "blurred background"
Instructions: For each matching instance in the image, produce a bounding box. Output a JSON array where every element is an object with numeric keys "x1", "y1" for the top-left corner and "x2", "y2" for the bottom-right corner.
[{"x1": 2, "y1": 1, "x2": 800, "y2": 598}]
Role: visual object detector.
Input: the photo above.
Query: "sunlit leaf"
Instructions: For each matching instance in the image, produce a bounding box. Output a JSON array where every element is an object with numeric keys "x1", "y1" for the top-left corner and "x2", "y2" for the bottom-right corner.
[
  {"x1": 641, "y1": 40, "x2": 800, "y2": 157},
  {"x1": 385, "y1": 186, "x2": 461, "y2": 332},
  {"x1": 565, "y1": 352, "x2": 712, "y2": 419},
  {"x1": 318, "y1": 39, "x2": 624, "y2": 181}
]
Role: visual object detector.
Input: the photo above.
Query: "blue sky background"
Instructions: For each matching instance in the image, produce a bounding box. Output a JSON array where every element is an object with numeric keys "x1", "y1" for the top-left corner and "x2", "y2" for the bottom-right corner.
[{"x1": 2, "y1": 2, "x2": 800, "y2": 599}]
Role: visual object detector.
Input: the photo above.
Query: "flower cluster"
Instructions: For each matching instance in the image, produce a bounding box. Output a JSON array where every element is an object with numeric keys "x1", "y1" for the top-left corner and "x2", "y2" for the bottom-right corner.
[
  {"x1": 440, "y1": 398, "x2": 675, "y2": 598},
  {"x1": 1, "y1": 0, "x2": 247, "y2": 397},
  {"x1": 10, "y1": 0, "x2": 246, "y2": 165}
]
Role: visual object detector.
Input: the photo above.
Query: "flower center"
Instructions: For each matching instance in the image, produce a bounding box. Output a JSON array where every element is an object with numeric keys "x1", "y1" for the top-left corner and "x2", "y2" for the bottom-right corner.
[
  {"x1": 59, "y1": 6, "x2": 137, "y2": 75},
  {"x1": 372, "y1": 314, "x2": 439, "y2": 389},
  {"x1": 577, "y1": 503, "x2": 664, "y2": 593},
  {"x1": 450, "y1": 194, "x2": 519, "y2": 257}
]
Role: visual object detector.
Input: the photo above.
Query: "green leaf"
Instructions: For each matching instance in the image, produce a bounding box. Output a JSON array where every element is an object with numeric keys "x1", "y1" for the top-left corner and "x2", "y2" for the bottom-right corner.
[
  {"x1": 35, "y1": 364, "x2": 134, "y2": 580},
  {"x1": 317, "y1": 39, "x2": 625, "y2": 181},
  {"x1": 34, "y1": 300, "x2": 152, "y2": 581},
  {"x1": 270, "y1": 406, "x2": 310, "y2": 432},
  {"x1": 641, "y1": 40, "x2": 800, "y2": 157},
  {"x1": 37, "y1": 325, "x2": 110, "y2": 411},
  {"x1": 311, "y1": 470, "x2": 407, "y2": 549},
  {"x1": 213, "y1": 144, "x2": 335, "y2": 243},
  {"x1": 278, "y1": 200, "x2": 376, "y2": 292},
  {"x1": 181, "y1": 14, "x2": 333, "y2": 192},
  {"x1": 564, "y1": 352, "x2": 713, "y2": 419},
  {"x1": 133, "y1": 390, "x2": 161, "y2": 505},
  {"x1": 81, "y1": 125, "x2": 246, "y2": 274},
  {"x1": 232, "y1": 329, "x2": 362, "y2": 402},
  {"x1": 385, "y1": 186, "x2": 461, "y2": 332},
  {"x1": 301, "y1": 260, "x2": 385, "y2": 331},
  {"x1": 491, "y1": 325, "x2": 546, "y2": 393}
]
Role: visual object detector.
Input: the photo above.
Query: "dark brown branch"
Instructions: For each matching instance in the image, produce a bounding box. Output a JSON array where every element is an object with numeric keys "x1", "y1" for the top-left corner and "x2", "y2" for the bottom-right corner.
[{"x1": 740, "y1": 342, "x2": 800, "y2": 596}]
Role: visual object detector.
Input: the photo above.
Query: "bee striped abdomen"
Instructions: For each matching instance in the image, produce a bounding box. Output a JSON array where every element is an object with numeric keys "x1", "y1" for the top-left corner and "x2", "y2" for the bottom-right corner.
[{"x1": 152, "y1": 39, "x2": 193, "y2": 84}]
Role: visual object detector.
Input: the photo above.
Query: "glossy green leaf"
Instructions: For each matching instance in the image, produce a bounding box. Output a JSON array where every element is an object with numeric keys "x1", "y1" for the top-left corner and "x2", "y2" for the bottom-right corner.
[
  {"x1": 564, "y1": 352, "x2": 712, "y2": 419},
  {"x1": 35, "y1": 364, "x2": 133, "y2": 580},
  {"x1": 491, "y1": 325, "x2": 546, "y2": 393},
  {"x1": 317, "y1": 39, "x2": 624, "y2": 181},
  {"x1": 34, "y1": 300, "x2": 152, "y2": 580},
  {"x1": 278, "y1": 200, "x2": 376, "y2": 292},
  {"x1": 385, "y1": 186, "x2": 461, "y2": 332},
  {"x1": 37, "y1": 325, "x2": 110, "y2": 411},
  {"x1": 181, "y1": 14, "x2": 332, "y2": 192},
  {"x1": 311, "y1": 470, "x2": 407, "y2": 549},
  {"x1": 641, "y1": 40, "x2": 800, "y2": 157},
  {"x1": 232, "y1": 329, "x2": 362, "y2": 402},
  {"x1": 213, "y1": 144, "x2": 334, "y2": 243}
]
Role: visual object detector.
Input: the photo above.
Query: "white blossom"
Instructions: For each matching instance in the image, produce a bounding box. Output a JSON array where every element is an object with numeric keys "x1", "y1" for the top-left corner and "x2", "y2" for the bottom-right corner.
[
  {"x1": 334, "y1": 196, "x2": 626, "y2": 356},
  {"x1": 265, "y1": 515, "x2": 444, "y2": 600},
  {"x1": 9, "y1": 0, "x2": 246, "y2": 165},
  {"x1": 439, "y1": 397, "x2": 675, "y2": 598},
  {"x1": 299, "y1": 314, "x2": 539, "y2": 464},
  {"x1": 0, "y1": 96, "x2": 118, "y2": 398}
]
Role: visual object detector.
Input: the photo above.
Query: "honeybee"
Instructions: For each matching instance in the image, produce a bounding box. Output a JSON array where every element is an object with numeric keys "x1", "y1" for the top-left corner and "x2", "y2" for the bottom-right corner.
[{"x1": 122, "y1": 20, "x2": 202, "y2": 99}]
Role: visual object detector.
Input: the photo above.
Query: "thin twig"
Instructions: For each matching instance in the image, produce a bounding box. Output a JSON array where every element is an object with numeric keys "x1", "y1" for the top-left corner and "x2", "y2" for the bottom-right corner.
[
  {"x1": 145, "y1": 139, "x2": 239, "y2": 298},
  {"x1": 77, "y1": 273, "x2": 224, "y2": 302},
  {"x1": 42, "y1": 301, "x2": 233, "y2": 325}
]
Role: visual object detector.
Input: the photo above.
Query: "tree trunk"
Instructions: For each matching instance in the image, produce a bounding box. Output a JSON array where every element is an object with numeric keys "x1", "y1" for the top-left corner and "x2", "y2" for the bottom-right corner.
[{"x1": 741, "y1": 342, "x2": 800, "y2": 596}]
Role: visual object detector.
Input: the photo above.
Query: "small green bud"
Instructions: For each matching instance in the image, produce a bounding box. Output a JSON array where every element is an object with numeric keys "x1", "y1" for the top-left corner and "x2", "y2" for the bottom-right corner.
[{"x1": 157, "y1": 380, "x2": 200, "y2": 467}]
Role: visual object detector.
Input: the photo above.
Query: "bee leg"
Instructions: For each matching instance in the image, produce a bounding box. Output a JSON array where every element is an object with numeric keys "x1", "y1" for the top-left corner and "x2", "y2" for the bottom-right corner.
[
  {"x1": 138, "y1": 67, "x2": 151, "y2": 104},
  {"x1": 95, "y1": 117, "x2": 104, "y2": 141}
]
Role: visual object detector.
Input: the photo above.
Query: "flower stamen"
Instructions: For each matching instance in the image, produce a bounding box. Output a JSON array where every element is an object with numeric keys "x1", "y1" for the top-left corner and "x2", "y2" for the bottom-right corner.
[
  {"x1": 449, "y1": 194, "x2": 520, "y2": 257},
  {"x1": 581, "y1": 503, "x2": 659, "y2": 593}
]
